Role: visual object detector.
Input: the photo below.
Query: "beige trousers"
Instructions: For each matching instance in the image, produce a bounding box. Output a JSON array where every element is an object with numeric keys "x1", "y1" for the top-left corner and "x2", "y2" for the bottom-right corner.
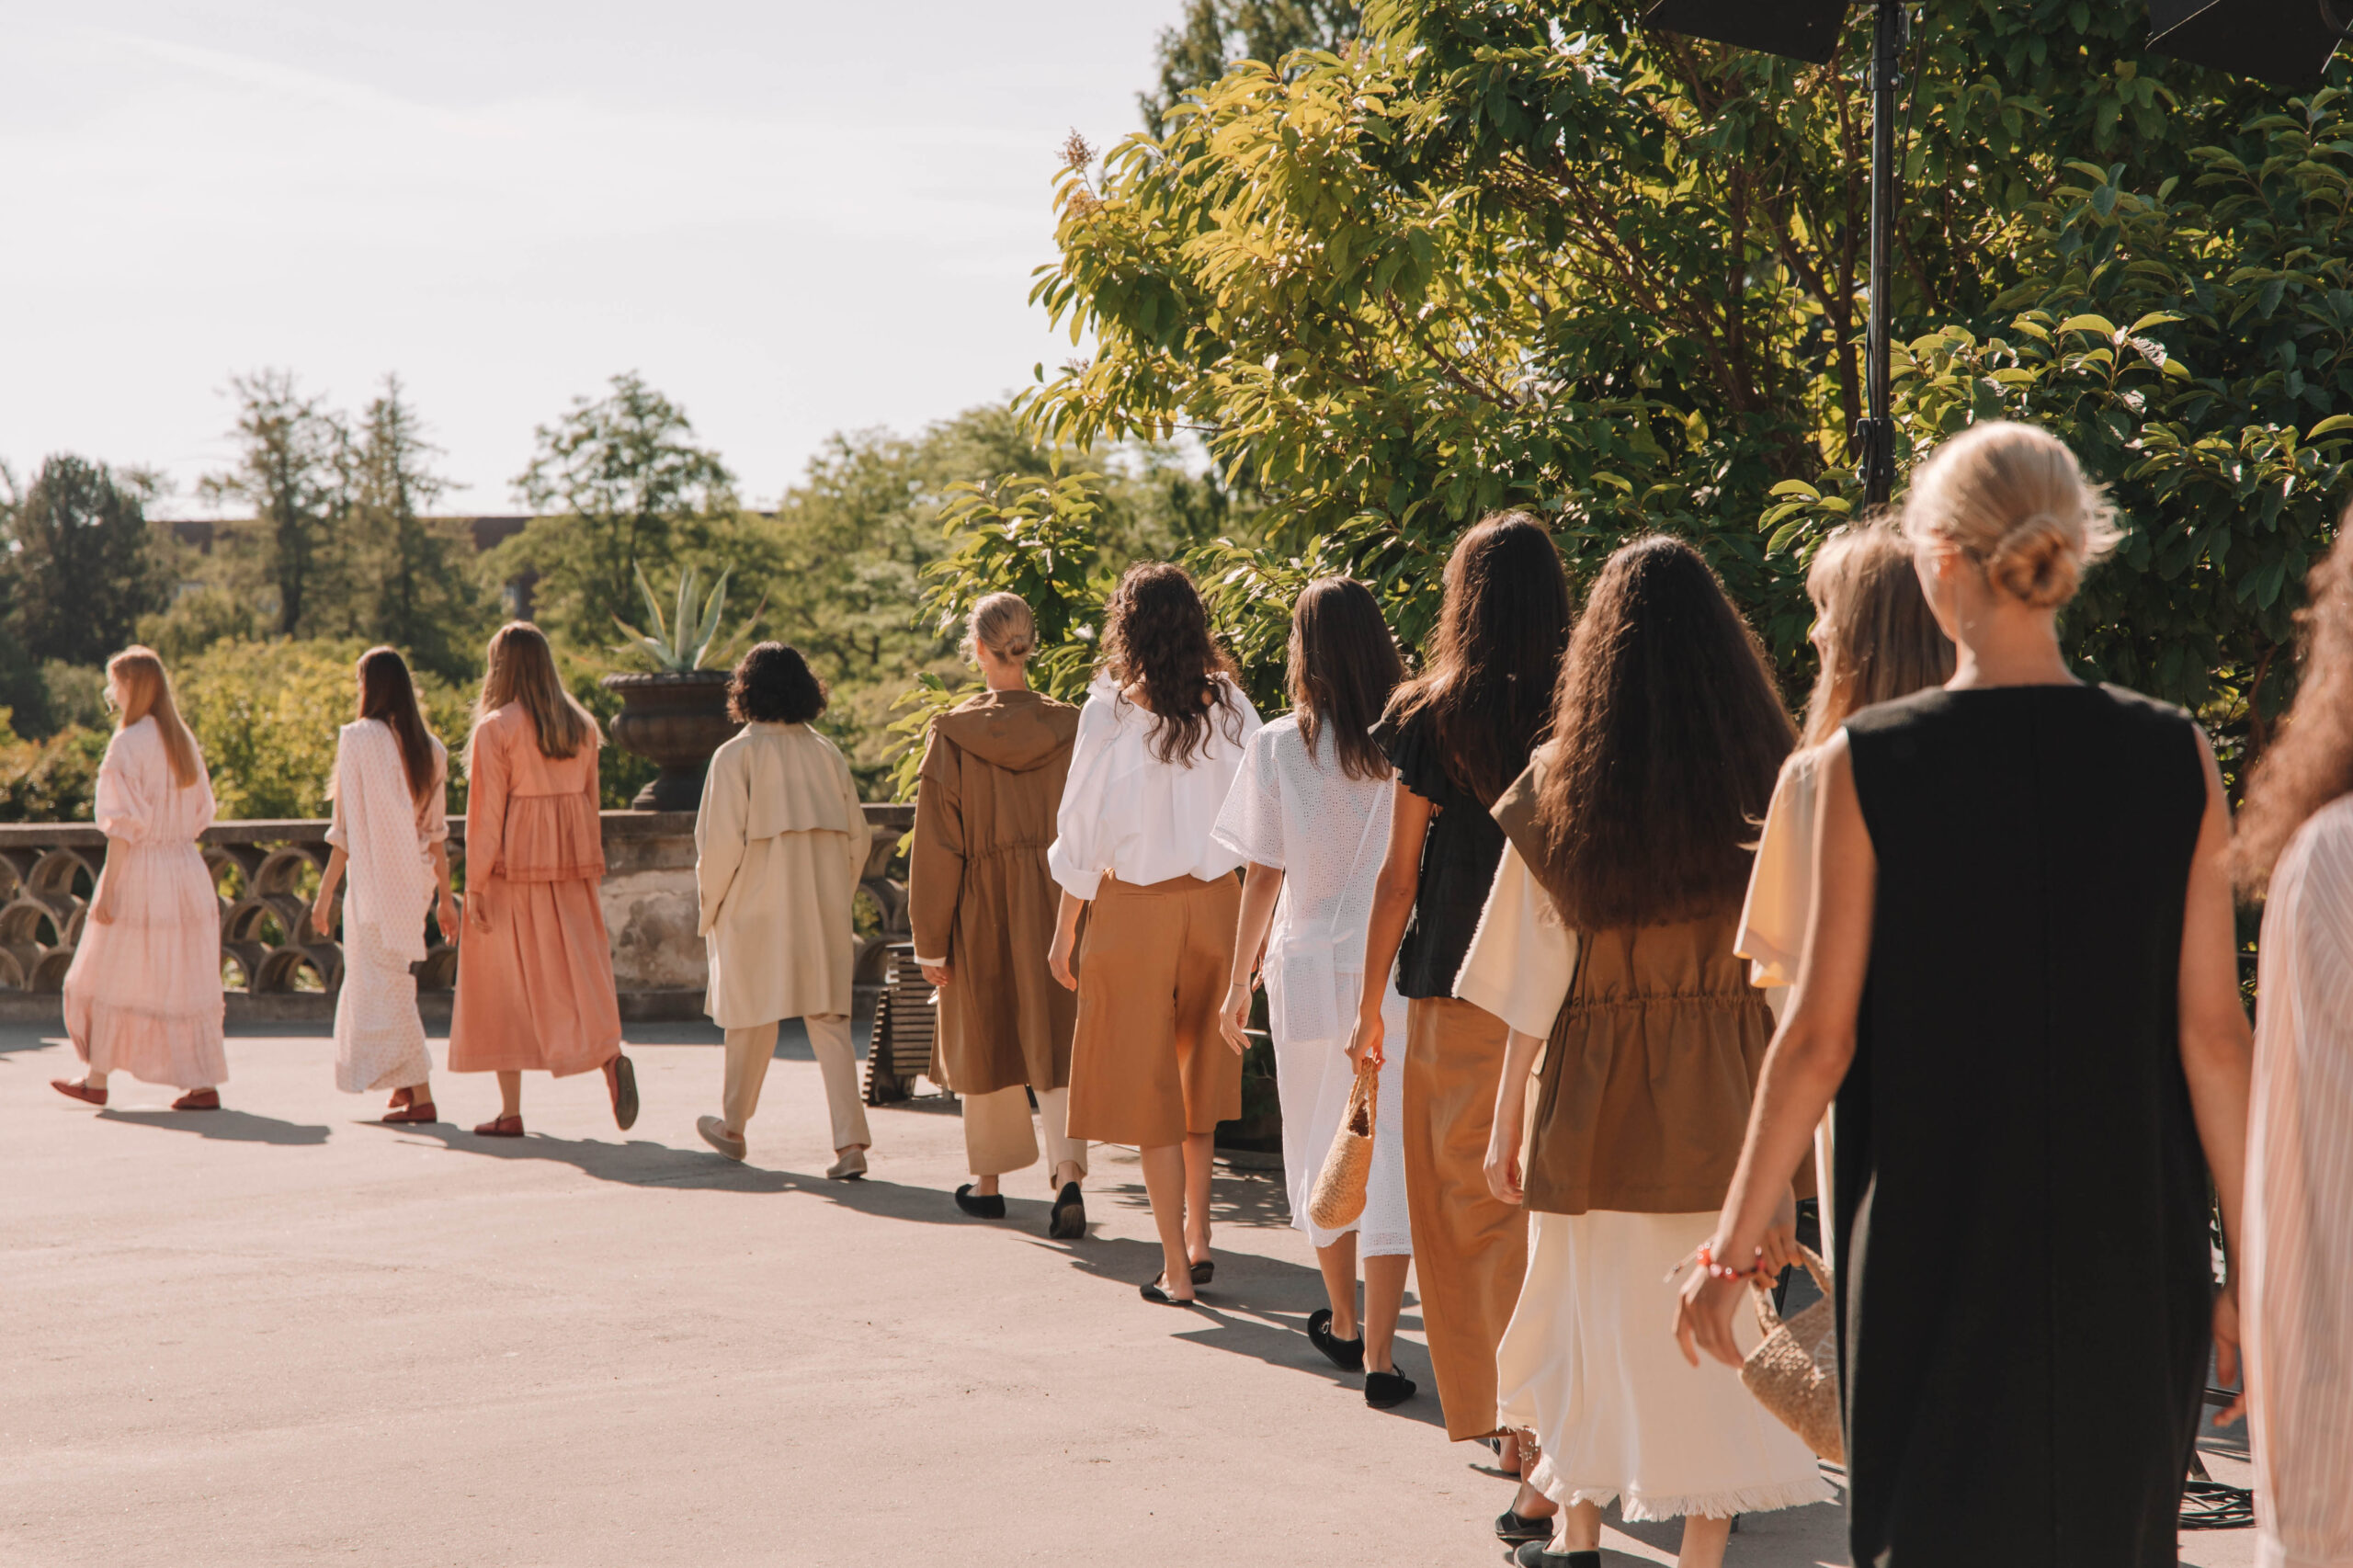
[
  {"x1": 961, "y1": 1084, "x2": 1087, "y2": 1182},
  {"x1": 722, "y1": 1017, "x2": 871, "y2": 1152}
]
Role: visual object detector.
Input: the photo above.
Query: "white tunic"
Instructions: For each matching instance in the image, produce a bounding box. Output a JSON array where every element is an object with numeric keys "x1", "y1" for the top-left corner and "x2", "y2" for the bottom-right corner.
[
  {"x1": 2245, "y1": 794, "x2": 2353, "y2": 1568},
  {"x1": 326, "y1": 721, "x2": 446, "y2": 1094},
  {"x1": 1211, "y1": 715, "x2": 1409, "y2": 1256},
  {"x1": 1048, "y1": 672, "x2": 1262, "y2": 900}
]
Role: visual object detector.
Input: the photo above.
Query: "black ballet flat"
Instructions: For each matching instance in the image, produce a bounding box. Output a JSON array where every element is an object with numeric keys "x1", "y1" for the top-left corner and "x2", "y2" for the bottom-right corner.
[
  {"x1": 1494, "y1": 1510, "x2": 1553, "y2": 1544},
  {"x1": 954, "y1": 1184, "x2": 1006, "y2": 1219},
  {"x1": 1306, "y1": 1307, "x2": 1366, "y2": 1371},
  {"x1": 1188, "y1": 1257, "x2": 1214, "y2": 1286},
  {"x1": 1512, "y1": 1545, "x2": 1597, "y2": 1568},
  {"x1": 1364, "y1": 1369, "x2": 1417, "y2": 1409},
  {"x1": 1048, "y1": 1181, "x2": 1086, "y2": 1239},
  {"x1": 1139, "y1": 1276, "x2": 1196, "y2": 1306}
]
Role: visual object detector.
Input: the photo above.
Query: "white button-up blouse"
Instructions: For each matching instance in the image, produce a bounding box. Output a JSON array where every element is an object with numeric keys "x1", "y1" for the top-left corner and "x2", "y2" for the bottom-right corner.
[{"x1": 1047, "y1": 672, "x2": 1262, "y2": 901}]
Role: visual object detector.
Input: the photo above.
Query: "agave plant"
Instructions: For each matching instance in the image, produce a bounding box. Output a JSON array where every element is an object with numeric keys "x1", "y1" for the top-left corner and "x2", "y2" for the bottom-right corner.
[{"x1": 615, "y1": 562, "x2": 733, "y2": 673}]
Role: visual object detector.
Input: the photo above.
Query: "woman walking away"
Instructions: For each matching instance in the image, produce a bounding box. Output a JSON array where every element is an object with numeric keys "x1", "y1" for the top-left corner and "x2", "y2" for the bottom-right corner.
[
  {"x1": 2229, "y1": 522, "x2": 2353, "y2": 1568},
  {"x1": 1049, "y1": 563, "x2": 1262, "y2": 1305},
  {"x1": 55, "y1": 647, "x2": 227, "y2": 1110},
  {"x1": 1677, "y1": 422, "x2": 2255, "y2": 1568},
  {"x1": 1213, "y1": 578, "x2": 1416, "y2": 1407},
  {"x1": 694, "y1": 642, "x2": 872, "y2": 1177},
  {"x1": 1353, "y1": 512, "x2": 1571, "y2": 1480},
  {"x1": 909, "y1": 594, "x2": 1085, "y2": 1231},
  {"x1": 1461, "y1": 537, "x2": 1824, "y2": 1568},
  {"x1": 311, "y1": 646, "x2": 459, "y2": 1123},
  {"x1": 449, "y1": 622, "x2": 637, "y2": 1138},
  {"x1": 1734, "y1": 518, "x2": 1952, "y2": 1262}
]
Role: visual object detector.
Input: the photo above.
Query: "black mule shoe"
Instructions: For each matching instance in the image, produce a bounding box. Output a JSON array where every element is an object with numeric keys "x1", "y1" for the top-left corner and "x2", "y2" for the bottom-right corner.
[
  {"x1": 1512, "y1": 1545, "x2": 1598, "y2": 1568},
  {"x1": 1048, "y1": 1181, "x2": 1086, "y2": 1239},
  {"x1": 1140, "y1": 1276, "x2": 1195, "y2": 1306},
  {"x1": 1188, "y1": 1257, "x2": 1214, "y2": 1286},
  {"x1": 1495, "y1": 1510, "x2": 1553, "y2": 1544},
  {"x1": 1364, "y1": 1369, "x2": 1416, "y2": 1409},
  {"x1": 954, "y1": 1184, "x2": 1006, "y2": 1219},
  {"x1": 1306, "y1": 1307, "x2": 1366, "y2": 1371}
]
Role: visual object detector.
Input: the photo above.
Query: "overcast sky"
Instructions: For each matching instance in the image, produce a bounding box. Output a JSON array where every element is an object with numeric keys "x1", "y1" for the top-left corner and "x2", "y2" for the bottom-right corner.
[{"x1": 1, "y1": 2, "x2": 1174, "y2": 515}]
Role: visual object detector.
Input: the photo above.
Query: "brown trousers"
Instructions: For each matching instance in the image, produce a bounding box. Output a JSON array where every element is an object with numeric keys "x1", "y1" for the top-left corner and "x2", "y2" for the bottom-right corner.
[
  {"x1": 1403, "y1": 995, "x2": 1529, "y2": 1441},
  {"x1": 1064, "y1": 872, "x2": 1243, "y2": 1149}
]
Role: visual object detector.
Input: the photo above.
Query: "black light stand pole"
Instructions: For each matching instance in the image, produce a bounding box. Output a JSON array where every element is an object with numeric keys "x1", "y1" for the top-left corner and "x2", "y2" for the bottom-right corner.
[{"x1": 1859, "y1": 0, "x2": 1905, "y2": 507}]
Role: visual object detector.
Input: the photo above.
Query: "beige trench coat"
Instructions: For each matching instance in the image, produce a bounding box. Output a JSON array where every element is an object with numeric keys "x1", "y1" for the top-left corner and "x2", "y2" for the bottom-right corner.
[
  {"x1": 908, "y1": 688, "x2": 1078, "y2": 1096},
  {"x1": 695, "y1": 722, "x2": 866, "y2": 1029}
]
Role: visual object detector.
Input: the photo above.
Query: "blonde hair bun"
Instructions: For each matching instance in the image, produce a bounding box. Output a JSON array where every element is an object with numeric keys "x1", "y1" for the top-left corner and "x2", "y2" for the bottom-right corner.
[
  {"x1": 965, "y1": 591, "x2": 1038, "y2": 664},
  {"x1": 1901, "y1": 421, "x2": 2121, "y2": 611}
]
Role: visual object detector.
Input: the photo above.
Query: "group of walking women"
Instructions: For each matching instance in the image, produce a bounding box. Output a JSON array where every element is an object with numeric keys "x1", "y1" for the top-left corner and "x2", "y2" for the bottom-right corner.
[{"x1": 41, "y1": 416, "x2": 2352, "y2": 1568}]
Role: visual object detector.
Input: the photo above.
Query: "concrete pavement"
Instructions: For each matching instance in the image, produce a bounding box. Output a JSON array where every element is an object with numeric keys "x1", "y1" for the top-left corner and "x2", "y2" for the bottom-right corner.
[{"x1": 1, "y1": 1023, "x2": 2255, "y2": 1566}]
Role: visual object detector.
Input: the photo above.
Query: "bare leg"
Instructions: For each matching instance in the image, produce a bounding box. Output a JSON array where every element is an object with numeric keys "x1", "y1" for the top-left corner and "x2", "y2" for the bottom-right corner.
[
  {"x1": 1513, "y1": 1429, "x2": 1558, "y2": 1522},
  {"x1": 1550, "y1": 1501, "x2": 1603, "y2": 1553},
  {"x1": 1051, "y1": 1158, "x2": 1084, "y2": 1188},
  {"x1": 1139, "y1": 1142, "x2": 1195, "y2": 1300},
  {"x1": 497, "y1": 1070, "x2": 522, "y2": 1118},
  {"x1": 1362, "y1": 1253, "x2": 1409, "y2": 1376},
  {"x1": 84, "y1": 1070, "x2": 108, "y2": 1092},
  {"x1": 973, "y1": 1175, "x2": 1000, "y2": 1197},
  {"x1": 1180, "y1": 1131, "x2": 1214, "y2": 1264},
  {"x1": 1676, "y1": 1514, "x2": 1732, "y2": 1568},
  {"x1": 1314, "y1": 1232, "x2": 1361, "y2": 1340}
]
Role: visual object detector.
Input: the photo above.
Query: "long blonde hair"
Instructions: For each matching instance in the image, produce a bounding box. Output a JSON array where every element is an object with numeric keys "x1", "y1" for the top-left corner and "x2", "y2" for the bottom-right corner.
[
  {"x1": 470, "y1": 622, "x2": 598, "y2": 772},
  {"x1": 1801, "y1": 519, "x2": 1956, "y2": 745},
  {"x1": 107, "y1": 646, "x2": 203, "y2": 790},
  {"x1": 1900, "y1": 421, "x2": 2121, "y2": 609}
]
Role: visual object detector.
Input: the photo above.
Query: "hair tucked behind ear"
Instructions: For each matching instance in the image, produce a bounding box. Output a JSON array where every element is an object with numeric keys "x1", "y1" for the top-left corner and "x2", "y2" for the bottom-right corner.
[{"x1": 1902, "y1": 421, "x2": 2120, "y2": 610}]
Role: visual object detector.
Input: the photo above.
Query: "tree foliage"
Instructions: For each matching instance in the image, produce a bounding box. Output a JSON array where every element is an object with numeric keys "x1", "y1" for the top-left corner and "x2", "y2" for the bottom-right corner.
[
  {"x1": 1140, "y1": 0, "x2": 1361, "y2": 136},
  {"x1": 0, "y1": 455, "x2": 176, "y2": 732},
  {"x1": 346, "y1": 378, "x2": 490, "y2": 680},
  {"x1": 201, "y1": 371, "x2": 350, "y2": 639}
]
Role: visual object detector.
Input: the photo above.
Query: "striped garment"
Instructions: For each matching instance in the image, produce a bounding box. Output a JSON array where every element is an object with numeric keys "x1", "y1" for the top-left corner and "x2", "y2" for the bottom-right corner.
[{"x1": 2245, "y1": 792, "x2": 2353, "y2": 1568}]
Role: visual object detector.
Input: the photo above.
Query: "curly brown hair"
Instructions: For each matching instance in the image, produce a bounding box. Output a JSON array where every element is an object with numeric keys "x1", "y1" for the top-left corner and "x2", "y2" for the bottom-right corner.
[
  {"x1": 1101, "y1": 562, "x2": 1244, "y2": 767},
  {"x1": 729, "y1": 642, "x2": 828, "y2": 725},
  {"x1": 1530, "y1": 536, "x2": 1796, "y2": 929},
  {"x1": 2234, "y1": 521, "x2": 2353, "y2": 896},
  {"x1": 1383, "y1": 511, "x2": 1573, "y2": 806}
]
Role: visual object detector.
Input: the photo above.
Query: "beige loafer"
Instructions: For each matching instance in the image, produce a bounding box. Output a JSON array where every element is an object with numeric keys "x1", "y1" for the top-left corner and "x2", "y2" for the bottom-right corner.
[
  {"x1": 697, "y1": 1115, "x2": 746, "y2": 1161},
  {"x1": 825, "y1": 1146, "x2": 868, "y2": 1181}
]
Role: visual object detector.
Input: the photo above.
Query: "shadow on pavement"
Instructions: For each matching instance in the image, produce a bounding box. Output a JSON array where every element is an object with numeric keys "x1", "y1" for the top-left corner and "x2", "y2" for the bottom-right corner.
[{"x1": 97, "y1": 1108, "x2": 332, "y2": 1144}]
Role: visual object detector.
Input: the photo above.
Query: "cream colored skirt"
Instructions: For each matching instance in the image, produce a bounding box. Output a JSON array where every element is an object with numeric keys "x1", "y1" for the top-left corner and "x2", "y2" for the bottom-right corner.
[{"x1": 1496, "y1": 1209, "x2": 1834, "y2": 1522}]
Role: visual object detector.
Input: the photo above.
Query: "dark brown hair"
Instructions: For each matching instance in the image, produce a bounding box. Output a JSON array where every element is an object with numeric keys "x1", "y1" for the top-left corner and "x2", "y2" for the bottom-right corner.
[
  {"x1": 1801, "y1": 517, "x2": 1955, "y2": 746},
  {"x1": 1384, "y1": 511, "x2": 1573, "y2": 806},
  {"x1": 1530, "y1": 535, "x2": 1797, "y2": 929},
  {"x1": 1288, "y1": 577, "x2": 1404, "y2": 783},
  {"x1": 472, "y1": 621, "x2": 597, "y2": 773},
  {"x1": 357, "y1": 645, "x2": 438, "y2": 804},
  {"x1": 1101, "y1": 562, "x2": 1244, "y2": 767},
  {"x1": 2234, "y1": 521, "x2": 2353, "y2": 895},
  {"x1": 729, "y1": 642, "x2": 828, "y2": 725}
]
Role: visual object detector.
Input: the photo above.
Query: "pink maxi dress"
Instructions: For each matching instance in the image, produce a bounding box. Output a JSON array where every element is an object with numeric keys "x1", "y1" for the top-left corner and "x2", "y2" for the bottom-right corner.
[
  {"x1": 448, "y1": 704, "x2": 621, "y2": 1076},
  {"x1": 62, "y1": 716, "x2": 228, "y2": 1088}
]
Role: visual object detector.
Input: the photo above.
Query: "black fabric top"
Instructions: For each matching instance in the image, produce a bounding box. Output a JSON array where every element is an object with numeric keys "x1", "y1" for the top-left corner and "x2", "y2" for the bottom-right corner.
[
  {"x1": 1371, "y1": 701, "x2": 1513, "y2": 1000},
  {"x1": 1836, "y1": 683, "x2": 2211, "y2": 1568}
]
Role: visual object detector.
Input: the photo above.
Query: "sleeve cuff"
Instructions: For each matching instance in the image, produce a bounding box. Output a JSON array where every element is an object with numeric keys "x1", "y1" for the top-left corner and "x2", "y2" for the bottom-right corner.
[{"x1": 911, "y1": 953, "x2": 947, "y2": 968}]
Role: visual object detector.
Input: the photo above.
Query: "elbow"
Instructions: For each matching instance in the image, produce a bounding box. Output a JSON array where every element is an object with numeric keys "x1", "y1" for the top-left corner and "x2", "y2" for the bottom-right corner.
[
  {"x1": 1771, "y1": 1020, "x2": 1856, "y2": 1093},
  {"x1": 2180, "y1": 1013, "x2": 2254, "y2": 1078}
]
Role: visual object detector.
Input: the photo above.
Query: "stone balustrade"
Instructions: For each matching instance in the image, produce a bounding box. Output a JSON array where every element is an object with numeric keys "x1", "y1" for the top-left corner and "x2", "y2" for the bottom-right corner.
[{"x1": 0, "y1": 802, "x2": 916, "y2": 1024}]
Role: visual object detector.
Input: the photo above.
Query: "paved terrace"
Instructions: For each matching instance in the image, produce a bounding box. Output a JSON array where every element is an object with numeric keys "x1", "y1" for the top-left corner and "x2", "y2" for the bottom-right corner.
[{"x1": 3, "y1": 1023, "x2": 2257, "y2": 1567}]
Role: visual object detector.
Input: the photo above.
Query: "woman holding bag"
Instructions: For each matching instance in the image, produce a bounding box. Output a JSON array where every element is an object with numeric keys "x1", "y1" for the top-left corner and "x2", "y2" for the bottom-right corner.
[{"x1": 1213, "y1": 576, "x2": 1415, "y2": 1409}]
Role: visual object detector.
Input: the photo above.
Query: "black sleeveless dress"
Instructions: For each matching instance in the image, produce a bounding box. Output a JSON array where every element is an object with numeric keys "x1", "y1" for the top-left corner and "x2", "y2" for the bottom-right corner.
[{"x1": 1839, "y1": 685, "x2": 2213, "y2": 1568}]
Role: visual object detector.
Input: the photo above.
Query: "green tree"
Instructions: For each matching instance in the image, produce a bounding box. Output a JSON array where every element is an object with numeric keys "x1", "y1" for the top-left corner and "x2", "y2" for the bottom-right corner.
[
  {"x1": 201, "y1": 370, "x2": 351, "y2": 639},
  {"x1": 347, "y1": 377, "x2": 488, "y2": 679},
  {"x1": 1140, "y1": 0, "x2": 1361, "y2": 136},
  {"x1": 2, "y1": 454, "x2": 174, "y2": 668},
  {"x1": 504, "y1": 372, "x2": 736, "y2": 644}
]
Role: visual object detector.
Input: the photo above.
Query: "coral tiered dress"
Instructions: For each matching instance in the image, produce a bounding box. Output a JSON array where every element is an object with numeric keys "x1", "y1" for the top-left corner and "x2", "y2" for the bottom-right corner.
[
  {"x1": 449, "y1": 704, "x2": 621, "y2": 1076},
  {"x1": 62, "y1": 716, "x2": 228, "y2": 1088}
]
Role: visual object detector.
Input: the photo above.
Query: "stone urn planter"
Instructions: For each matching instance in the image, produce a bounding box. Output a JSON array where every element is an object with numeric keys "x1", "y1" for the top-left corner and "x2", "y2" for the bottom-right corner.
[{"x1": 602, "y1": 670, "x2": 740, "y2": 812}]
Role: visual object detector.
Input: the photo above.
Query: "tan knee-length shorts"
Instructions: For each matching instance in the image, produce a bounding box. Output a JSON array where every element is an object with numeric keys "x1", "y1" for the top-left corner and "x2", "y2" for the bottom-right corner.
[{"x1": 1064, "y1": 872, "x2": 1243, "y2": 1150}]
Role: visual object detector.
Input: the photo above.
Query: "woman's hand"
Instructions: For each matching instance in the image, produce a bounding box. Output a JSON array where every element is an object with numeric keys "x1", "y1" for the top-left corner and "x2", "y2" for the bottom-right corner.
[
  {"x1": 1218, "y1": 980, "x2": 1253, "y2": 1056},
  {"x1": 89, "y1": 877, "x2": 119, "y2": 927},
  {"x1": 1673, "y1": 1264, "x2": 1754, "y2": 1369},
  {"x1": 2211, "y1": 1281, "x2": 2245, "y2": 1425},
  {"x1": 1757, "y1": 1185, "x2": 1801, "y2": 1277},
  {"x1": 1048, "y1": 924, "x2": 1076, "y2": 991},
  {"x1": 310, "y1": 890, "x2": 335, "y2": 940},
  {"x1": 1483, "y1": 1128, "x2": 1523, "y2": 1206},
  {"x1": 466, "y1": 886, "x2": 492, "y2": 933},
  {"x1": 918, "y1": 961, "x2": 951, "y2": 989},
  {"x1": 434, "y1": 892, "x2": 459, "y2": 946},
  {"x1": 1347, "y1": 1003, "x2": 1384, "y2": 1071}
]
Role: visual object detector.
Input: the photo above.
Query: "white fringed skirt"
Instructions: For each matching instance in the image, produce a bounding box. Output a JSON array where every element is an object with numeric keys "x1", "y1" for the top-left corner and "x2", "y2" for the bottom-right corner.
[{"x1": 1496, "y1": 1209, "x2": 1834, "y2": 1522}]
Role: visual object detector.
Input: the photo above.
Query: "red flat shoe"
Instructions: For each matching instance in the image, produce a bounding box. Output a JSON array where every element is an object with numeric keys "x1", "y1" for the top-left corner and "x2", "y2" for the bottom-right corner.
[
  {"x1": 473, "y1": 1114, "x2": 524, "y2": 1137},
  {"x1": 382, "y1": 1101, "x2": 438, "y2": 1124},
  {"x1": 172, "y1": 1089, "x2": 221, "y2": 1111},
  {"x1": 51, "y1": 1079, "x2": 106, "y2": 1107}
]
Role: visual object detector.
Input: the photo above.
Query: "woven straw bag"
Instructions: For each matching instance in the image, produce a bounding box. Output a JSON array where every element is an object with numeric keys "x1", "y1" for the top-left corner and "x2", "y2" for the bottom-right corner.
[
  {"x1": 1305, "y1": 1060, "x2": 1377, "y2": 1230},
  {"x1": 1741, "y1": 1244, "x2": 1844, "y2": 1463}
]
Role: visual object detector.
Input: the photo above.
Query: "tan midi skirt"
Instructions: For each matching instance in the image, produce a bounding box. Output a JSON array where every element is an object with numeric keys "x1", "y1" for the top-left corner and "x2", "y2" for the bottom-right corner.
[
  {"x1": 1404, "y1": 995, "x2": 1530, "y2": 1441},
  {"x1": 1064, "y1": 872, "x2": 1243, "y2": 1149}
]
